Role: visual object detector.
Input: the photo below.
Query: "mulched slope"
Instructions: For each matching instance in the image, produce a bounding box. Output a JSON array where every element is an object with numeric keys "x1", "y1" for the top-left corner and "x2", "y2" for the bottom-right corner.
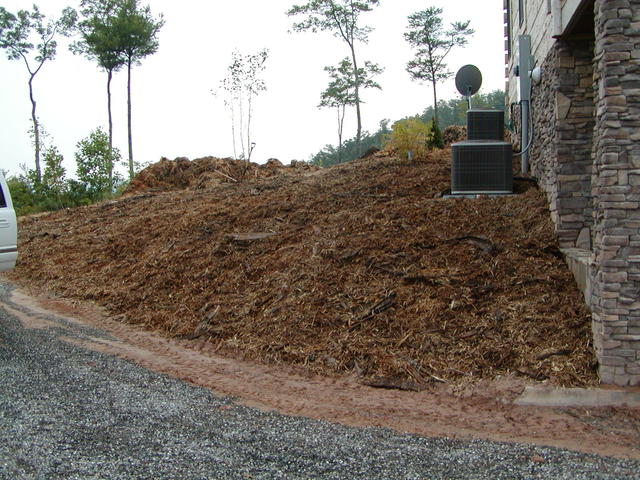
[
  {"x1": 124, "y1": 156, "x2": 320, "y2": 195},
  {"x1": 10, "y1": 150, "x2": 598, "y2": 387}
]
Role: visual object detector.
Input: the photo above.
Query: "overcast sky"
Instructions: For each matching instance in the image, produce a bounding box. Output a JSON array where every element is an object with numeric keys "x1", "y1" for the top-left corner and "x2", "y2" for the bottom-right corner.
[{"x1": 0, "y1": 0, "x2": 505, "y2": 177}]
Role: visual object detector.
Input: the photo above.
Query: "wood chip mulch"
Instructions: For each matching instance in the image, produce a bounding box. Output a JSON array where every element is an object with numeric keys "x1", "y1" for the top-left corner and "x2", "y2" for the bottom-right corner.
[{"x1": 9, "y1": 149, "x2": 598, "y2": 387}]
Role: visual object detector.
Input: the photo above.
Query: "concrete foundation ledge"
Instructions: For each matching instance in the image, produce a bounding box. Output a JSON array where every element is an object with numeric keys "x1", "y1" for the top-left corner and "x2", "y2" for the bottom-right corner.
[
  {"x1": 561, "y1": 248, "x2": 592, "y2": 308},
  {"x1": 515, "y1": 385, "x2": 640, "y2": 408}
]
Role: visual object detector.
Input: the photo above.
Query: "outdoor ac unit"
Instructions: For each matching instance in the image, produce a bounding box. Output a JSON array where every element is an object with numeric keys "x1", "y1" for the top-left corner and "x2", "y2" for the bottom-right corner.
[
  {"x1": 451, "y1": 141, "x2": 513, "y2": 194},
  {"x1": 467, "y1": 110, "x2": 504, "y2": 141}
]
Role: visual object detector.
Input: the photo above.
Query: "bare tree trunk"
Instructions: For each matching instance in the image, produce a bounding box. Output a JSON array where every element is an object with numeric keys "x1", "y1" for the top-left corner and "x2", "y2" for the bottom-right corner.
[
  {"x1": 349, "y1": 44, "x2": 362, "y2": 156},
  {"x1": 127, "y1": 59, "x2": 134, "y2": 179},
  {"x1": 107, "y1": 69, "x2": 114, "y2": 188},
  {"x1": 246, "y1": 92, "x2": 252, "y2": 162},
  {"x1": 337, "y1": 104, "x2": 346, "y2": 164},
  {"x1": 28, "y1": 74, "x2": 41, "y2": 184},
  {"x1": 230, "y1": 102, "x2": 238, "y2": 160},
  {"x1": 432, "y1": 79, "x2": 439, "y2": 127},
  {"x1": 238, "y1": 90, "x2": 245, "y2": 159}
]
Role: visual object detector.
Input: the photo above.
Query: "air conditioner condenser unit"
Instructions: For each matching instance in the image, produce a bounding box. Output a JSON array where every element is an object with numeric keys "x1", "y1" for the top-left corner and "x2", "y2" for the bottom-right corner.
[
  {"x1": 451, "y1": 141, "x2": 513, "y2": 195},
  {"x1": 467, "y1": 109, "x2": 504, "y2": 141}
]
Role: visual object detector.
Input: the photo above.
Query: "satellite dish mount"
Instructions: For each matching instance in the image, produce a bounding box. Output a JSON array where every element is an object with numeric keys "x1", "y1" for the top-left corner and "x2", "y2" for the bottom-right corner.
[{"x1": 455, "y1": 65, "x2": 483, "y2": 109}]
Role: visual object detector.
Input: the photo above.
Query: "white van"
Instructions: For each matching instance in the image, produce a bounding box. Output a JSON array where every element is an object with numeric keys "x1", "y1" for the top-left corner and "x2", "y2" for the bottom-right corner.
[{"x1": 0, "y1": 172, "x2": 17, "y2": 271}]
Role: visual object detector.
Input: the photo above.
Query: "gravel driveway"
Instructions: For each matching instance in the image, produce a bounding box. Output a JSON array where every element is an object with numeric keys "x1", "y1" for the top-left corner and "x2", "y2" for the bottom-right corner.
[{"x1": 0, "y1": 285, "x2": 638, "y2": 479}]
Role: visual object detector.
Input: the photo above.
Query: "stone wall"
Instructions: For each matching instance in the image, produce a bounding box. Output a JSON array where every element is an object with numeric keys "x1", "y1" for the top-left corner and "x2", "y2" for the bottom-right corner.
[
  {"x1": 528, "y1": 39, "x2": 595, "y2": 249},
  {"x1": 507, "y1": 0, "x2": 640, "y2": 386},
  {"x1": 590, "y1": 0, "x2": 640, "y2": 386},
  {"x1": 555, "y1": 39, "x2": 596, "y2": 249},
  {"x1": 529, "y1": 45, "x2": 559, "y2": 221}
]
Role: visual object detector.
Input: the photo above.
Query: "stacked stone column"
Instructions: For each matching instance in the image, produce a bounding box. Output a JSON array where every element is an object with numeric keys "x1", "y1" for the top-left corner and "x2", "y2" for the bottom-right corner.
[{"x1": 591, "y1": 0, "x2": 640, "y2": 385}]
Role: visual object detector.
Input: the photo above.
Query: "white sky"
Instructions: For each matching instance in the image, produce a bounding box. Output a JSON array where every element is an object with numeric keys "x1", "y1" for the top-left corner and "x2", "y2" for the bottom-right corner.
[{"x1": 0, "y1": 0, "x2": 506, "y2": 177}]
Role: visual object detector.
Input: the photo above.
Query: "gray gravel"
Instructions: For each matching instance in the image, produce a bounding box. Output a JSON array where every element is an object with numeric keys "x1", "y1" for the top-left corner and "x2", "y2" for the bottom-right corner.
[{"x1": 0, "y1": 284, "x2": 639, "y2": 479}]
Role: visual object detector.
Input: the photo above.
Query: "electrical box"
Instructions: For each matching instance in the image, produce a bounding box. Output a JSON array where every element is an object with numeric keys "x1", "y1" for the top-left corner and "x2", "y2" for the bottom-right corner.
[{"x1": 516, "y1": 35, "x2": 533, "y2": 102}]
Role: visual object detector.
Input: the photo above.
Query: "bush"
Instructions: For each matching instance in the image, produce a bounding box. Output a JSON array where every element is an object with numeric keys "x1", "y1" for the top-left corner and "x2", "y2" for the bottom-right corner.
[
  {"x1": 428, "y1": 120, "x2": 444, "y2": 149},
  {"x1": 384, "y1": 116, "x2": 437, "y2": 160}
]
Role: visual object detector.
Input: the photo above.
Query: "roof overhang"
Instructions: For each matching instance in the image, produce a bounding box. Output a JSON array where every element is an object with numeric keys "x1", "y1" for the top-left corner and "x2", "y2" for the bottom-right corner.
[{"x1": 558, "y1": 0, "x2": 595, "y2": 38}]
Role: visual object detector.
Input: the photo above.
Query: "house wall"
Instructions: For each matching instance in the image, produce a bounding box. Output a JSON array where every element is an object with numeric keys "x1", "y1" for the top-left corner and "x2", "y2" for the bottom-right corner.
[
  {"x1": 590, "y1": 0, "x2": 640, "y2": 386},
  {"x1": 506, "y1": 0, "x2": 640, "y2": 385},
  {"x1": 507, "y1": 0, "x2": 595, "y2": 249},
  {"x1": 506, "y1": 0, "x2": 556, "y2": 105}
]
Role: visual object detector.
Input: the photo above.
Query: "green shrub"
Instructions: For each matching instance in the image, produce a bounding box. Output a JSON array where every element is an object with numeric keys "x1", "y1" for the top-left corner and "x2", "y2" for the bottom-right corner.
[
  {"x1": 427, "y1": 120, "x2": 444, "y2": 149},
  {"x1": 384, "y1": 116, "x2": 435, "y2": 160}
]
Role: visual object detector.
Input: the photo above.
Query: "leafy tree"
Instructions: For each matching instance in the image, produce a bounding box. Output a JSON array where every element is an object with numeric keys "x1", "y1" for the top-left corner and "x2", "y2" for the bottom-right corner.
[
  {"x1": 6, "y1": 174, "x2": 37, "y2": 216},
  {"x1": 220, "y1": 49, "x2": 269, "y2": 162},
  {"x1": 421, "y1": 90, "x2": 506, "y2": 126},
  {"x1": 26, "y1": 122, "x2": 67, "y2": 196},
  {"x1": 319, "y1": 57, "x2": 381, "y2": 163},
  {"x1": 6, "y1": 125, "x2": 129, "y2": 215},
  {"x1": 309, "y1": 90, "x2": 506, "y2": 166},
  {"x1": 310, "y1": 119, "x2": 390, "y2": 167},
  {"x1": 288, "y1": 0, "x2": 380, "y2": 155},
  {"x1": 405, "y1": 7, "x2": 473, "y2": 127},
  {"x1": 75, "y1": 127, "x2": 122, "y2": 199},
  {"x1": 110, "y1": 0, "x2": 163, "y2": 179},
  {"x1": 384, "y1": 116, "x2": 437, "y2": 160},
  {"x1": 0, "y1": 4, "x2": 77, "y2": 184},
  {"x1": 7, "y1": 157, "x2": 69, "y2": 215},
  {"x1": 42, "y1": 146, "x2": 66, "y2": 195},
  {"x1": 72, "y1": 0, "x2": 126, "y2": 172}
]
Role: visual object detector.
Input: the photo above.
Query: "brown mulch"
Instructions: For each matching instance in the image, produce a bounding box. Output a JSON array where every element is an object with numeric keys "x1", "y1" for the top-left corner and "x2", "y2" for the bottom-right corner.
[
  {"x1": 8, "y1": 149, "x2": 598, "y2": 387},
  {"x1": 124, "y1": 156, "x2": 319, "y2": 195},
  {"x1": 442, "y1": 125, "x2": 467, "y2": 145}
]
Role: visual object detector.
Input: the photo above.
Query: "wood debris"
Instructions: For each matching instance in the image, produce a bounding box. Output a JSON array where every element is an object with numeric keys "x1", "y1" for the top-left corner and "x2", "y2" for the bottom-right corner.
[{"x1": 8, "y1": 149, "x2": 598, "y2": 387}]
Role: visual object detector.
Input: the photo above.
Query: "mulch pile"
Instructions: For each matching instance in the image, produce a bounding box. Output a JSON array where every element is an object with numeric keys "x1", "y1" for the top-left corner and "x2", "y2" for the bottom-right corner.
[
  {"x1": 124, "y1": 156, "x2": 319, "y2": 195},
  {"x1": 442, "y1": 125, "x2": 467, "y2": 145},
  {"x1": 9, "y1": 149, "x2": 598, "y2": 387}
]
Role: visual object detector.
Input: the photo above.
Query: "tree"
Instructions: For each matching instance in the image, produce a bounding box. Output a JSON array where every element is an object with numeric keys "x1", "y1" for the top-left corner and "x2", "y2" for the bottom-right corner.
[
  {"x1": 110, "y1": 0, "x2": 163, "y2": 179},
  {"x1": 0, "y1": 4, "x2": 77, "y2": 184},
  {"x1": 310, "y1": 119, "x2": 390, "y2": 167},
  {"x1": 385, "y1": 116, "x2": 440, "y2": 159},
  {"x1": 42, "y1": 146, "x2": 66, "y2": 194},
  {"x1": 404, "y1": 7, "x2": 473, "y2": 127},
  {"x1": 287, "y1": 0, "x2": 380, "y2": 155},
  {"x1": 72, "y1": 0, "x2": 126, "y2": 179},
  {"x1": 24, "y1": 122, "x2": 64, "y2": 197},
  {"x1": 319, "y1": 57, "x2": 381, "y2": 163},
  {"x1": 41, "y1": 146, "x2": 66, "y2": 208},
  {"x1": 220, "y1": 49, "x2": 268, "y2": 162},
  {"x1": 420, "y1": 89, "x2": 506, "y2": 127},
  {"x1": 75, "y1": 127, "x2": 122, "y2": 199}
]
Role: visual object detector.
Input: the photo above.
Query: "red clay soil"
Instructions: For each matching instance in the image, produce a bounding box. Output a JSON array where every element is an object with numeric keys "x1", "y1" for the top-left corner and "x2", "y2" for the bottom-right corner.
[
  {"x1": 4, "y1": 289, "x2": 639, "y2": 460},
  {"x1": 8, "y1": 149, "x2": 598, "y2": 388}
]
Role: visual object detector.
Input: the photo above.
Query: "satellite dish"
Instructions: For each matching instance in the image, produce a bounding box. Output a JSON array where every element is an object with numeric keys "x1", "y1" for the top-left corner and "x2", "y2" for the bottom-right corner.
[{"x1": 455, "y1": 65, "x2": 482, "y2": 108}]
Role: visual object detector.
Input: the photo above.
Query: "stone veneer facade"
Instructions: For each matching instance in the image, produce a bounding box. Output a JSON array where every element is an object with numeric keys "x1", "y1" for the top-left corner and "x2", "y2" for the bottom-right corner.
[
  {"x1": 508, "y1": 0, "x2": 640, "y2": 385},
  {"x1": 590, "y1": 0, "x2": 640, "y2": 386},
  {"x1": 529, "y1": 39, "x2": 595, "y2": 250}
]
